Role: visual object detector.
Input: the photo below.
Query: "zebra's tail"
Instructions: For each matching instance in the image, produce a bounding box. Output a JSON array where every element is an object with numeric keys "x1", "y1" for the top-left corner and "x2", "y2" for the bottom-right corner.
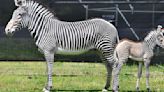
[{"x1": 116, "y1": 33, "x2": 120, "y2": 43}]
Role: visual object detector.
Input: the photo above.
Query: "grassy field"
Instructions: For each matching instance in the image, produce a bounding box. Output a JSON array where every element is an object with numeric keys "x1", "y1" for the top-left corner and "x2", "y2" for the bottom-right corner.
[{"x1": 0, "y1": 62, "x2": 163, "y2": 92}]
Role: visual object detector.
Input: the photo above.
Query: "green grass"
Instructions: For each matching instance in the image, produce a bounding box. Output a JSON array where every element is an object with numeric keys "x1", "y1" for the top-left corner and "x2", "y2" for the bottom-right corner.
[{"x1": 0, "y1": 62, "x2": 163, "y2": 92}]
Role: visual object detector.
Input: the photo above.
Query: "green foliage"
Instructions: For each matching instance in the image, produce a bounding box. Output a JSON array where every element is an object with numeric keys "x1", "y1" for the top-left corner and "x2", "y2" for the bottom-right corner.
[
  {"x1": 1, "y1": 38, "x2": 164, "y2": 64},
  {"x1": 0, "y1": 0, "x2": 15, "y2": 25},
  {"x1": 0, "y1": 38, "x2": 101, "y2": 61},
  {"x1": 0, "y1": 62, "x2": 163, "y2": 92},
  {"x1": 0, "y1": 38, "x2": 43, "y2": 60}
]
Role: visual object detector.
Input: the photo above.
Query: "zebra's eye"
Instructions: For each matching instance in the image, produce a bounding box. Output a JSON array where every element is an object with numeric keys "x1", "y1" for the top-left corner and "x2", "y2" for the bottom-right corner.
[
  {"x1": 18, "y1": 13, "x2": 22, "y2": 16},
  {"x1": 160, "y1": 39, "x2": 163, "y2": 43}
]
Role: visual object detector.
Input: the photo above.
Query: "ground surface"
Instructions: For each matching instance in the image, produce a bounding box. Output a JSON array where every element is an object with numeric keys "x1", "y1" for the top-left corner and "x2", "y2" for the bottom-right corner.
[{"x1": 0, "y1": 62, "x2": 163, "y2": 92}]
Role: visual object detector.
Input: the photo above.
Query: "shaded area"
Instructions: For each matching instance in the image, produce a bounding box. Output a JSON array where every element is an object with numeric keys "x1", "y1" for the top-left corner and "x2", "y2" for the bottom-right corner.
[
  {"x1": 1, "y1": 37, "x2": 164, "y2": 64},
  {"x1": 0, "y1": 38, "x2": 101, "y2": 62},
  {"x1": 51, "y1": 89, "x2": 103, "y2": 92}
]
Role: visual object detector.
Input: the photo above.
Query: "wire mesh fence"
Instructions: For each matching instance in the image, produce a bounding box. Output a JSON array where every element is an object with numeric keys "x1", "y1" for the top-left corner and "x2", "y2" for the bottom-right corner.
[{"x1": 1, "y1": 0, "x2": 164, "y2": 64}]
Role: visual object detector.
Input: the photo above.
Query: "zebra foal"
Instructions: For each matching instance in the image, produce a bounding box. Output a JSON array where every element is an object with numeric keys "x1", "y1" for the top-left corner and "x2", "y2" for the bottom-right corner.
[
  {"x1": 5, "y1": 0, "x2": 119, "y2": 92},
  {"x1": 112, "y1": 25, "x2": 164, "y2": 92}
]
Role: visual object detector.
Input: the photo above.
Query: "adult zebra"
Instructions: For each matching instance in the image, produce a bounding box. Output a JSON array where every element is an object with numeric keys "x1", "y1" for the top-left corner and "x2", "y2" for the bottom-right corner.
[{"x1": 5, "y1": 0, "x2": 119, "y2": 92}]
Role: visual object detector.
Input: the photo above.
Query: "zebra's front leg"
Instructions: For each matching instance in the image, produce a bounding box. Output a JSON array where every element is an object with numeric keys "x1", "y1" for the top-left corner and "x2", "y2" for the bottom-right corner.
[
  {"x1": 43, "y1": 51, "x2": 54, "y2": 92},
  {"x1": 144, "y1": 59, "x2": 151, "y2": 92},
  {"x1": 136, "y1": 62, "x2": 142, "y2": 91}
]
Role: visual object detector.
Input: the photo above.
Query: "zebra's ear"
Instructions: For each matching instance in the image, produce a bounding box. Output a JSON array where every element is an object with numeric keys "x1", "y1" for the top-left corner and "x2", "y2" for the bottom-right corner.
[{"x1": 14, "y1": 0, "x2": 26, "y2": 6}]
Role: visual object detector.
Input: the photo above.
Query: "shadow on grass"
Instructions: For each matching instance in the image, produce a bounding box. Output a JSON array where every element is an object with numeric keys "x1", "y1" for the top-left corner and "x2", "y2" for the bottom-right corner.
[
  {"x1": 51, "y1": 89, "x2": 152, "y2": 92},
  {"x1": 51, "y1": 89, "x2": 111, "y2": 92},
  {"x1": 121, "y1": 90, "x2": 156, "y2": 92}
]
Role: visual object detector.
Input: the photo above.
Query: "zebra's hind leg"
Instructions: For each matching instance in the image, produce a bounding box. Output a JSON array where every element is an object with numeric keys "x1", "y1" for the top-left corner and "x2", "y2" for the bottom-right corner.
[
  {"x1": 112, "y1": 61, "x2": 123, "y2": 92},
  {"x1": 136, "y1": 62, "x2": 142, "y2": 92},
  {"x1": 102, "y1": 62, "x2": 113, "y2": 92},
  {"x1": 43, "y1": 51, "x2": 54, "y2": 92},
  {"x1": 96, "y1": 40, "x2": 114, "y2": 92}
]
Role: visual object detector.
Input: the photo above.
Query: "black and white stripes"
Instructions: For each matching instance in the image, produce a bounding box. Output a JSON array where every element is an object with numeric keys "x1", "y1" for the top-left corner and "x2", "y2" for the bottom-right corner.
[{"x1": 5, "y1": 0, "x2": 119, "y2": 92}]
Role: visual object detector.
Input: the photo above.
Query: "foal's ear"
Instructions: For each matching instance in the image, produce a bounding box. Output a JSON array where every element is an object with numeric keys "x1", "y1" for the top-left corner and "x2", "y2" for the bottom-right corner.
[
  {"x1": 157, "y1": 25, "x2": 162, "y2": 32},
  {"x1": 14, "y1": 0, "x2": 26, "y2": 6}
]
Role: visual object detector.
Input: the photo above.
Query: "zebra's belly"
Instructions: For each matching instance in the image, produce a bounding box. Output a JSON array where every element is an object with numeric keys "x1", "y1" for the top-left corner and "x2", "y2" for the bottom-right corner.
[
  {"x1": 56, "y1": 47, "x2": 92, "y2": 55},
  {"x1": 129, "y1": 55, "x2": 143, "y2": 61}
]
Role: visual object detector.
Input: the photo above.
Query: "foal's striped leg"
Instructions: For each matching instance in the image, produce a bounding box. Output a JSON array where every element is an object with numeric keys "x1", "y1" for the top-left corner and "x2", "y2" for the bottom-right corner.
[
  {"x1": 144, "y1": 59, "x2": 151, "y2": 92},
  {"x1": 136, "y1": 62, "x2": 142, "y2": 91}
]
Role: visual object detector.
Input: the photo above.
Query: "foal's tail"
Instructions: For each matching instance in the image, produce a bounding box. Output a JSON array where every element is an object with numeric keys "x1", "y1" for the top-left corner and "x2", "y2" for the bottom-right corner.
[
  {"x1": 113, "y1": 49, "x2": 120, "y2": 70},
  {"x1": 114, "y1": 49, "x2": 119, "y2": 63}
]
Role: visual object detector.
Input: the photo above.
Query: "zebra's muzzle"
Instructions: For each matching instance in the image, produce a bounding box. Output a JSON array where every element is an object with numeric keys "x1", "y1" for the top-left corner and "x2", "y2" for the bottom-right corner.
[
  {"x1": 5, "y1": 19, "x2": 19, "y2": 37},
  {"x1": 5, "y1": 28, "x2": 15, "y2": 37}
]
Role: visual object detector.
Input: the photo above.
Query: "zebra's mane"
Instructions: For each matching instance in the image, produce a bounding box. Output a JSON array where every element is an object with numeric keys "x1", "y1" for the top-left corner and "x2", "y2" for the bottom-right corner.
[
  {"x1": 144, "y1": 29, "x2": 157, "y2": 41},
  {"x1": 26, "y1": 0, "x2": 56, "y2": 19}
]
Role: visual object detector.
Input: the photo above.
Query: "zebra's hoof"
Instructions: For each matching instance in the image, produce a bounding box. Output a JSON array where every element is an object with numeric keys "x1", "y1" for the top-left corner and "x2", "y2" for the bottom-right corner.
[
  {"x1": 136, "y1": 87, "x2": 139, "y2": 92},
  {"x1": 43, "y1": 88, "x2": 50, "y2": 92},
  {"x1": 102, "y1": 89, "x2": 108, "y2": 92},
  {"x1": 147, "y1": 88, "x2": 150, "y2": 92},
  {"x1": 118, "y1": 86, "x2": 119, "y2": 88},
  {"x1": 112, "y1": 90, "x2": 118, "y2": 92}
]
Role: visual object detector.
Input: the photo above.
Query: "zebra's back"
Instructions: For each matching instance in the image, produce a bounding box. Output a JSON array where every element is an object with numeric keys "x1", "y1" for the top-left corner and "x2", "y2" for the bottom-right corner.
[{"x1": 52, "y1": 18, "x2": 117, "y2": 52}]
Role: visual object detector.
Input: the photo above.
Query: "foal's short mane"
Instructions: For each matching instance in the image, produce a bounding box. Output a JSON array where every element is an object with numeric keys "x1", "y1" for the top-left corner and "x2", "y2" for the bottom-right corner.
[
  {"x1": 119, "y1": 29, "x2": 158, "y2": 44},
  {"x1": 144, "y1": 29, "x2": 158, "y2": 41}
]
